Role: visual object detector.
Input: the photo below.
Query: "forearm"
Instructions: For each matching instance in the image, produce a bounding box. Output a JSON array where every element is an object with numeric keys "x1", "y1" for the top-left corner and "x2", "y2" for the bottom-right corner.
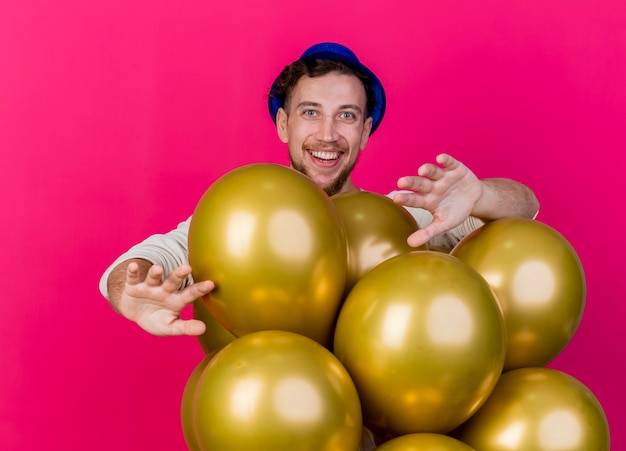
[
  {"x1": 106, "y1": 258, "x2": 153, "y2": 315},
  {"x1": 99, "y1": 217, "x2": 193, "y2": 300},
  {"x1": 472, "y1": 178, "x2": 539, "y2": 220}
]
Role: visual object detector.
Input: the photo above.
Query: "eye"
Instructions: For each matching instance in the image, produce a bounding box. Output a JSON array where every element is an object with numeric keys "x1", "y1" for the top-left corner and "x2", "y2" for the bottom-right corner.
[
  {"x1": 303, "y1": 110, "x2": 318, "y2": 117},
  {"x1": 340, "y1": 111, "x2": 356, "y2": 120}
]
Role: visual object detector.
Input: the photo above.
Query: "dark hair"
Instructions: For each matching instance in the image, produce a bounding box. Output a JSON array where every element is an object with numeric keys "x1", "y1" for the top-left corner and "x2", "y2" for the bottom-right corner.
[{"x1": 269, "y1": 59, "x2": 377, "y2": 118}]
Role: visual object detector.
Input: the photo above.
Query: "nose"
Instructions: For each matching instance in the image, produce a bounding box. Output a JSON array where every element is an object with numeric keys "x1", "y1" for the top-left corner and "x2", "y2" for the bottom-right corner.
[{"x1": 315, "y1": 115, "x2": 339, "y2": 143}]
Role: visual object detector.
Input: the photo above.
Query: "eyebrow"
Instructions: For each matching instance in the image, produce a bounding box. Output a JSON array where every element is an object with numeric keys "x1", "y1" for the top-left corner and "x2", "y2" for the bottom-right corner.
[{"x1": 295, "y1": 101, "x2": 364, "y2": 114}]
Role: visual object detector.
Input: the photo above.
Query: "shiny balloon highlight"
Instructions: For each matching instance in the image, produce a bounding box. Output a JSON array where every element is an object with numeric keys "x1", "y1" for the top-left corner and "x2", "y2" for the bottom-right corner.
[
  {"x1": 451, "y1": 218, "x2": 585, "y2": 370},
  {"x1": 452, "y1": 367, "x2": 610, "y2": 450},
  {"x1": 192, "y1": 330, "x2": 363, "y2": 451},
  {"x1": 188, "y1": 163, "x2": 347, "y2": 347},
  {"x1": 332, "y1": 191, "x2": 425, "y2": 293},
  {"x1": 334, "y1": 251, "x2": 506, "y2": 437}
]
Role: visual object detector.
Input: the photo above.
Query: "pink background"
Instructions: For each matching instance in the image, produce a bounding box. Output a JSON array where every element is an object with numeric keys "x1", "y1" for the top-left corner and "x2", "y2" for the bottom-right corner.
[{"x1": 2, "y1": 0, "x2": 624, "y2": 449}]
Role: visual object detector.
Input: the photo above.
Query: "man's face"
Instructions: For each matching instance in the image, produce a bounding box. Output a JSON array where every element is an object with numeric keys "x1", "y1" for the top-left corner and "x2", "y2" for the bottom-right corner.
[{"x1": 276, "y1": 72, "x2": 373, "y2": 197}]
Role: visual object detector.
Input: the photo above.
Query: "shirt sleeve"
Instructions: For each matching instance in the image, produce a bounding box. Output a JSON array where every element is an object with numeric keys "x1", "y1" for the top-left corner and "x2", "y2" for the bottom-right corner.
[
  {"x1": 98, "y1": 217, "x2": 193, "y2": 299},
  {"x1": 386, "y1": 191, "x2": 485, "y2": 250}
]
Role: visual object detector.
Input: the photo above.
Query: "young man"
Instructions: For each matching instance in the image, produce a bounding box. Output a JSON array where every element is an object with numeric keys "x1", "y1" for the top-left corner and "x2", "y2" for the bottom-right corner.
[{"x1": 99, "y1": 42, "x2": 538, "y2": 337}]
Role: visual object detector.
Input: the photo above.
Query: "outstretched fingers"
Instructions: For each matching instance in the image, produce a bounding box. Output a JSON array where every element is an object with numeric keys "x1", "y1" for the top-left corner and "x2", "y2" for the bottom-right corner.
[
  {"x1": 181, "y1": 280, "x2": 215, "y2": 307},
  {"x1": 191, "y1": 279, "x2": 215, "y2": 296},
  {"x1": 120, "y1": 261, "x2": 217, "y2": 337},
  {"x1": 407, "y1": 219, "x2": 448, "y2": 248},
  {"x1": 397, "y1": 153, "x2": 460, "y2": 194},
  {"x1": 144, "y1": 264, "x2": 166, "y2": 287},
  {"x1": 397, "y1": 175, "x2": 433, "y2": 194},
  {"x1": 167, "y1": 317, "x2": 207, "y2": 337},
  {"x1": 126, "y1": 261, "x2": 152, "y2": 286},
  {"x1": 435, "y1": 153, "x2": 458, "y2": 169},
  {"x1": 417, "y1": 154, "x2": 461, "y2": 181},
  {"x1": 417, "y1": 162, "x2": 442, "y2": 180},
  {"x1": 160, "y1": 264, "x2": 193, "y2": 292},
  {"x1": 163, "y1": 267, "x2": 215, "y2": 311},
  {"x1": 393, "y1": 191, "x2": 427, "y2": 209}
]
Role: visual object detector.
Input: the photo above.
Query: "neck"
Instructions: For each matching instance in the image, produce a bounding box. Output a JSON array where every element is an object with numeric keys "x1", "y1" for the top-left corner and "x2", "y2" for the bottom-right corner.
[{"x1": 338, "y1": 180, "x2": 360, "y2": 194}]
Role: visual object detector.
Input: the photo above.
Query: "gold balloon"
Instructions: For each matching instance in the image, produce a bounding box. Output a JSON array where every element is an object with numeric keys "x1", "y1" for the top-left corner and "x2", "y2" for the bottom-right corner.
[
  {"x1": 193, "y1": 299, "x2": 235, "y2": 355},
  {"x1": 332, "y1": 191, "x2": 426, "y2": 293},
  {"x1": 376, "y1": 433, "x2": 476, "y2": 451},
  {"x1": 181, "y1": 351, "x2": 218, "y2": 451},
  {"x1": 333, "y1": 251, "x2": 506, "y2": 437},
  {"x1": 192, "y1": 330, "x2": 363, "y2": 451},
  {"x1": 452, "y1": 367, "x2": 610, "y2": 450},
  {"x1": 188, "y1": 163, "x2": 347, "y2": 347},
  {"x1": 450, "y1": 218, "x2": 585, "y2": 371}
]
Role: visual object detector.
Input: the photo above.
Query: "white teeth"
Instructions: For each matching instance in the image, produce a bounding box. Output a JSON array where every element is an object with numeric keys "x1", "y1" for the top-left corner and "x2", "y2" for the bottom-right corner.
[{"x1": 310, "y1": 150, "x2": 340, "y2": 160}]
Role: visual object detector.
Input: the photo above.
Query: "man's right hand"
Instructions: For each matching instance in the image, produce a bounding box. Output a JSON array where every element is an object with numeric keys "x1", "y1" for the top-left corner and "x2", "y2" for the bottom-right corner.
[{"x1": 108, "y1": 260, "x2": 214, "y2": 336}]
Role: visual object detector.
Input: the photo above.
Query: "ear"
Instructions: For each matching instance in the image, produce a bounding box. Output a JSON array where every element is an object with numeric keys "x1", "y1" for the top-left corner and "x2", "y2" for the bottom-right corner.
[
  {"x1": 276, "y1": 108, "x2": 289, "y2": 143},
  {"x1": 359, "y1": 116, "x2": 373, "y2": 150}
]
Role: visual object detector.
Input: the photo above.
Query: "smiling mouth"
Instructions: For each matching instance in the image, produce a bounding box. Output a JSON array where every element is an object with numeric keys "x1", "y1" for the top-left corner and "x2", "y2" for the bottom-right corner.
[{"x1": 308, "y1": 150, "x2": 341, "y2": 161}]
